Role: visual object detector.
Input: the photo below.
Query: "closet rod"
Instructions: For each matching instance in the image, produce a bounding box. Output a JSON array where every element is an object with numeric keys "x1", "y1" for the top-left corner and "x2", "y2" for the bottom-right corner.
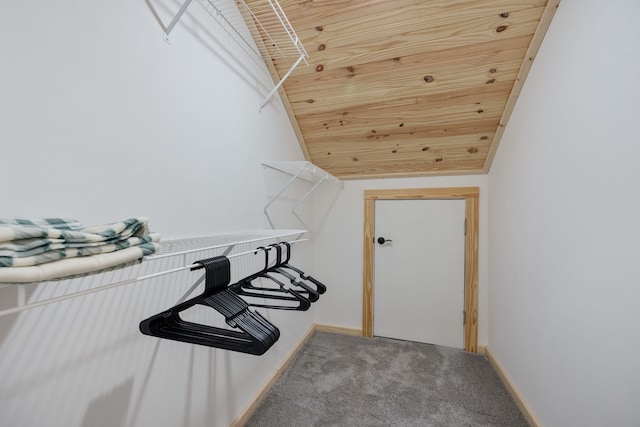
[
  {"x1": 150, "y1": 233, "x2": 304, "y2": 260},
  {"x1": 0, "y1": 238, "x2": 307, "y2": 318}
]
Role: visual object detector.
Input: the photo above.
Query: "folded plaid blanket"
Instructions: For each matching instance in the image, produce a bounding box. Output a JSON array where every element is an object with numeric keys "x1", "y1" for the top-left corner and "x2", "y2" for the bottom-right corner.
[
  {"x1": 0, "y1": 243, "x2": 159, "y2": 283},
  {"x1": 0, "y1": 217, "x2": 157, "y2": 267},
  {"x1": 0, "y1": 217, "x2": 161, "y2": 282}
]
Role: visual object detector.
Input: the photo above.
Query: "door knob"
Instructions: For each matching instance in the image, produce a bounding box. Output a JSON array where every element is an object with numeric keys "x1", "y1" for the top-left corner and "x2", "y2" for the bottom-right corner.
[{"x1": 377, "y1": 237, "x2": 393, "y2": 245}]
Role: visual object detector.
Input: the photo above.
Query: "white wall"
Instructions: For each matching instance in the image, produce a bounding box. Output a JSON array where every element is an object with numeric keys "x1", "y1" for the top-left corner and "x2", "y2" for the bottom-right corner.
[
  {"x1": 314, "y1": 175, "x2": 490, "y2": 346},
  {"x1": 0, "y1": 1, "x2": 315, "y2": 426},
  {"x1": 488, "y1": 0, "x2": 640, "y2": 425},
  {"x1": 0, "y1": 0, "x2": 301, "y2": 237}
]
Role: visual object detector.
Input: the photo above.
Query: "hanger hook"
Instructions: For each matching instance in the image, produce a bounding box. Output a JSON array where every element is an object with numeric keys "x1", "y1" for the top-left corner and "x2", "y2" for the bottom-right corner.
[
  {"x1": 268, "y1": 243, "x2": 283, "y2": 266},
  {"x1": 280, "y1": 241, "x2": 292, "y2": 263},
  {"x1": 255, "y1": 246, "x2": 271, "y2": 271}
]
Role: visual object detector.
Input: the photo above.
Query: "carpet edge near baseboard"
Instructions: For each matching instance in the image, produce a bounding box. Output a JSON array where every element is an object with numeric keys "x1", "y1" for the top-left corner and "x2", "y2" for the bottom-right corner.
[
  {"x1": 232, "y1": 325, "x2": 507, "y2": 427},
  {"x1": 485, "y1": 346, "x2": 542, "y2": 427},
  {"x1": 229, "y1": 324, "x2": 318, "y2": 427},
  {"x1": 230, "y1": 324, "x2": 362, "y2": 427}
]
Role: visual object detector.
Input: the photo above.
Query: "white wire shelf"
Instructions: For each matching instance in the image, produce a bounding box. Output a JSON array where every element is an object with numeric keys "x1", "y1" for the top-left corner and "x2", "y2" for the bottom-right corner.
[
  {"x1": 0, "y1": 229, "x2": 307, "y2": 317},
  {"x1": 160, "y1": 0, "x2": 308, "y2": 109},
  {"x1": 236, "y1": 0, "x2": 307, "y2": 61},
  {"x1": 262, "y1": 161, "x2": 343, "y2": 232},
  {"x1": 262, "y1": 161, "x2": 342, "y2": 185}
]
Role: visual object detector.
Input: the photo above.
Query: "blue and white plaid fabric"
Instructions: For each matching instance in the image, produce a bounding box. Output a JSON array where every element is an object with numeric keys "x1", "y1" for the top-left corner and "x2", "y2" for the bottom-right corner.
[{"x1": 0, "y1": 217, "x2": 160, "y2": 283}]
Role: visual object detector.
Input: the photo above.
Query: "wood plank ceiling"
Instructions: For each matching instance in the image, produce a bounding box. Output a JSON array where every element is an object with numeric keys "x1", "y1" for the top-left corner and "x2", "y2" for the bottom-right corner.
[{"x1": 244, "y1": 0, "x2": 560, "y2": 179}]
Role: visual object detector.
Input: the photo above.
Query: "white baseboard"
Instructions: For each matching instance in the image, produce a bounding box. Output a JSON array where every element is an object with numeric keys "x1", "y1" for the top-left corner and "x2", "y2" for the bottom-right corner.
[{"x1": 485, "y1": 346, "x2": 541, "y2": 427}]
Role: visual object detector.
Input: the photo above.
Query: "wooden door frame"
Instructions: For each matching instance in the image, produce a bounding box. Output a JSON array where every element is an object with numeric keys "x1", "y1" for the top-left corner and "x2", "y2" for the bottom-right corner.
[{"x1": 363, "y1": 187, "x2": 479, "y2": 352}]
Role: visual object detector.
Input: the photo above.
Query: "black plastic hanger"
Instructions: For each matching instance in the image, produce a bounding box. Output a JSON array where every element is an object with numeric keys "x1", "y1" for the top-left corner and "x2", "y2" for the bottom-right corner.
[
  {"x1": 265, "y1": 243, "x2": 321, "y2": 302},
  {"x1": 139, "y1": 256, "x2": 279, "y2": 355},
  {"x1": 230, "y1": 247, "x2": 311, "y2": 311},
  {"x1": 271, "y1": 242, "x2": 327, "y2": 295}
]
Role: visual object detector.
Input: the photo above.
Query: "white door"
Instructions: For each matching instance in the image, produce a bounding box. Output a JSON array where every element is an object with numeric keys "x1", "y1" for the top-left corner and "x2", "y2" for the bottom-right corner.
[{"x1": 373, "y1": 199, "x2": 466, "y2": 348}]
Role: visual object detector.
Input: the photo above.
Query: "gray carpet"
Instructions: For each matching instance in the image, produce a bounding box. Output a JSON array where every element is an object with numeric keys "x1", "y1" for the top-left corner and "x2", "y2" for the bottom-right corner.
[{"x1": 246, "y1": 332, "x2": 527, "y2": 427}]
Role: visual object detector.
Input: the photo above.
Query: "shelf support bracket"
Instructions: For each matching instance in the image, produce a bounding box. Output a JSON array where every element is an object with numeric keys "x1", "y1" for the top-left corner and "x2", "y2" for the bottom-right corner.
[
  {"x1": 165, "y1": 0, "x2": 195, "y2": 37},
  {"x1": 264, "y1": 167, "x2": 306, "y2": 212},
  {"x1": 260, "y1": 53, "x2": 306, "y2": 110},
  {"x1": 291, "y1": 178, "x2": 325, "y2": 213}
]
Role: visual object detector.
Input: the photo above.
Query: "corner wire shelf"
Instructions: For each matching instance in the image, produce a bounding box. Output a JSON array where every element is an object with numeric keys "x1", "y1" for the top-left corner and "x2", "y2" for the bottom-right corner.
[
  {"x1": 262, "y1": 161, "x2": 344, "y2": 232},
  {"x1": 0, "y1": 229, "x2": 307, "y2": 318},
  {"x1": 162, "y1": 0, "x2": 308, "y2": 110}
]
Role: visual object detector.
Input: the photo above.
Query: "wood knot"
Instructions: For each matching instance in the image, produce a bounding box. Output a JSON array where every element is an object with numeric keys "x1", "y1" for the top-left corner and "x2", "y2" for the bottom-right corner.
[
  {"x1": 318, "y1": 44, "x2": 326, "y2": 51},
  {"x1": 468, "y1": 147, "x2": 479, "y2": 154},
  {"x1": 480, "y1": 136, "x2": 489, "y2": 140},
  {"x1": 489, "y1": 68, "x2": 497, "y2": 73},
  {"x1": 477, "y1": 109, "x2": 484, "y2": 113},
  {"x1": 496, "y1": 25, "x2": 508, "y2": 33},
  {"x1": 305, "y1": 99, "x2": 314, "y2": 103},
  {"x1": 422, "y1": 147, "x2": 430, "y2": 151},
  {"x1": 315, "y1": 26, "x2": 323, "y2": 31},
  {"x1": 500, "y1": 12, "x2": 510, "y2": 18},
  {"x1": 346, "y1": 66, "x2": 355, "y2": 73},
  {"x1": 392, "y1": 149, "x2": 397, "y2": 154},
  {"x1": 316, "y1": 64, "x2": 324, "y2": 72},
  {"x1": 435, "y1": 157, "x2": 443, "y2": 162},
  {"x1": 352, "y1": 157, "x2": 359, "y2": 162},
  {"x1": 423, "y1": 75, "x2": 434, "y2": 83},
  {"x1": 486, "y1": 78, "x2": 496, "y2": 84},
  {"x1": 399, "y1": 123, "x2": 404, "y2": 127}
]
